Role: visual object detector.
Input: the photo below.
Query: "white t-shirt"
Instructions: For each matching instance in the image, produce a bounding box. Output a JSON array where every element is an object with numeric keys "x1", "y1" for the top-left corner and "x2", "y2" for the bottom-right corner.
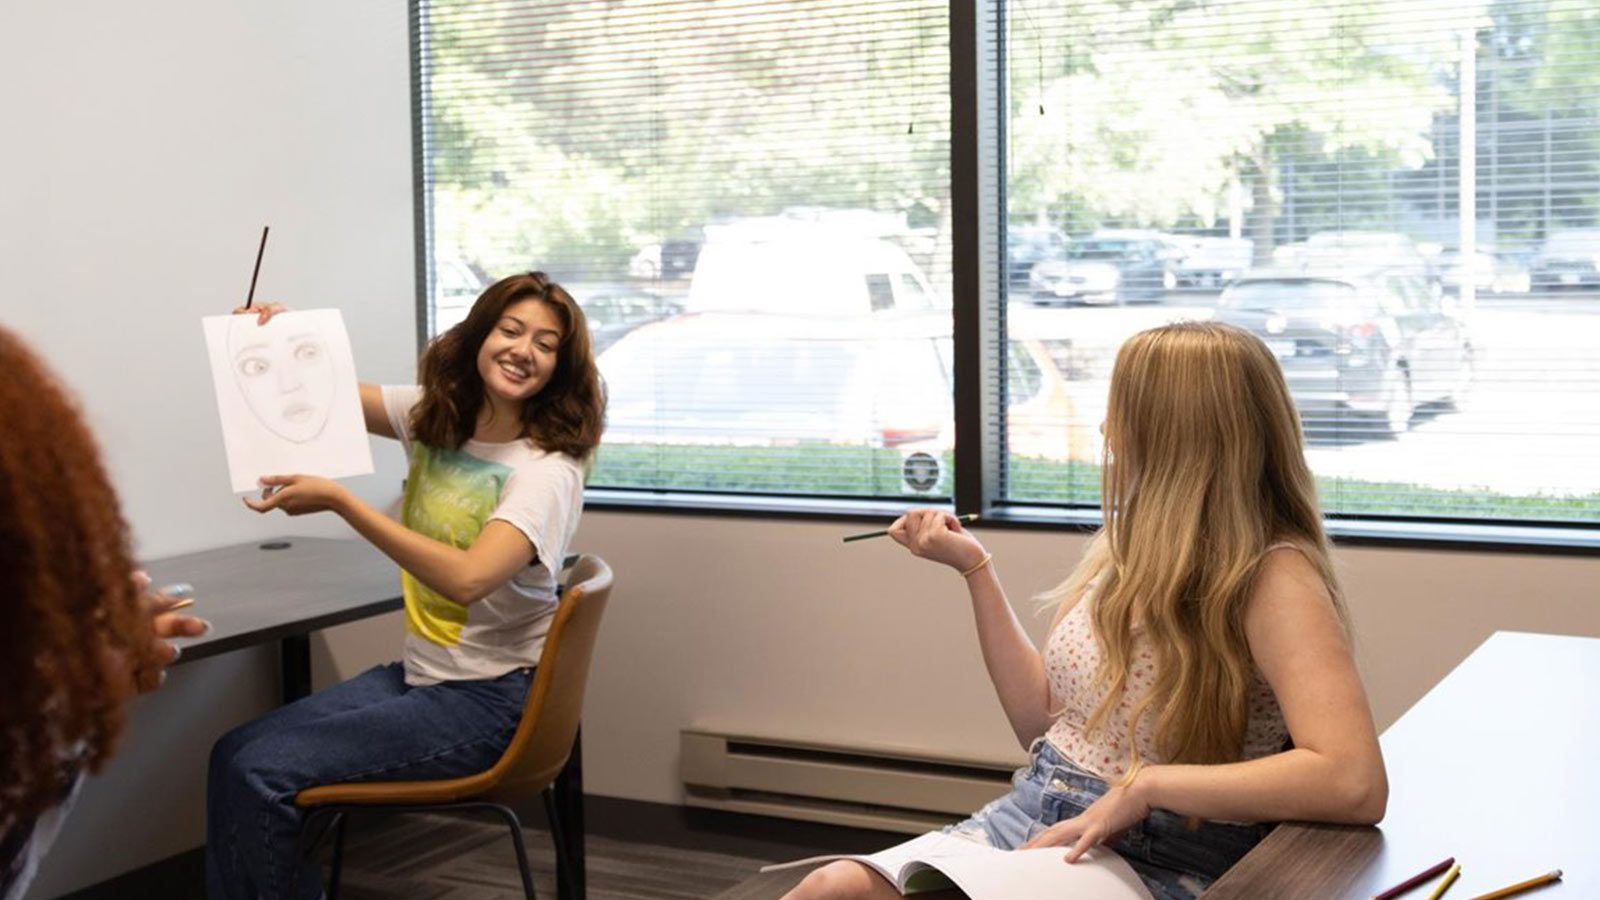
[{"x1": 382, "y1": 385, "x2": 585, "y2": 685}]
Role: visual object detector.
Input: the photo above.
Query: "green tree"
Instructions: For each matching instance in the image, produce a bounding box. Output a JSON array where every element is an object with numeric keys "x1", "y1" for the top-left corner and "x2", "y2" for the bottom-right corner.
[
  {"x1": 423, "y1": 0, "x2": 950, "y2": 278},
  {"x1": 1006, "y1": 0, "x2": 1488, "y2": 254}
]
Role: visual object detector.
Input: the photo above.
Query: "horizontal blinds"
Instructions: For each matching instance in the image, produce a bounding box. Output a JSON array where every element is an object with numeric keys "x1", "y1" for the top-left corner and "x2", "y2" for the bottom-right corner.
[
  {"x1": 417, "y1": 0, "x2": 954, "y2": 499},
  {"x1": 999, "y1": 0, "x2": 1600, "y2": 525}
]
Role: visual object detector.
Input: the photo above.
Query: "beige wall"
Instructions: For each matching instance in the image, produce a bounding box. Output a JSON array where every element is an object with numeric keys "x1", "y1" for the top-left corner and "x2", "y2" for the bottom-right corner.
[{"x1": 319, "y1": 511, "x2": 1600, "y2": 806}]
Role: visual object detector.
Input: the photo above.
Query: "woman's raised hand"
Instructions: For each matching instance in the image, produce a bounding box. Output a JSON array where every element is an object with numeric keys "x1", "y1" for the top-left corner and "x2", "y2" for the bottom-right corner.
[
  {"x1": 887, "y1": 508, "x2": 989, "y2": 574},
  {"x1": 232, "y1": 301, "x2": 289, "y2": 325}
]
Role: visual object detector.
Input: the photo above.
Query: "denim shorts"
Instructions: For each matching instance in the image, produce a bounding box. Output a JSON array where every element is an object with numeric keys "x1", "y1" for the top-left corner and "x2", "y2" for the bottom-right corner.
[{"x1": 945, "y1": 740, "x2": 1270, "y2": 900}]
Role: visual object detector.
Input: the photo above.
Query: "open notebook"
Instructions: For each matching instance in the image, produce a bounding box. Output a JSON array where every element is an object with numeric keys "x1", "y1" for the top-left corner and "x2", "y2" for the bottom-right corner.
[{"x1": 762, "y1": 831, "x2": 1155, "y2": 899}]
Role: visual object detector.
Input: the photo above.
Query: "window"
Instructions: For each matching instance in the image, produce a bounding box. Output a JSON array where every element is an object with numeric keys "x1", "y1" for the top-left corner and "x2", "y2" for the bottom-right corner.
[
  {"x1": 415, "y1": 0, "x2": 952, "y2": 501},
  {"x1": 1000, "y1": 0, "x2": 1600, "y2": 529},
  {"x1": 416, "y1": 0, "x2": 1600, "y2": 539}
]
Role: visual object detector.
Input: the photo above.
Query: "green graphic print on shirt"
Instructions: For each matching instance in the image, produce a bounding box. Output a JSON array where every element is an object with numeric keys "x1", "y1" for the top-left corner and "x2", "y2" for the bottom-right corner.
[{"x1": 399, "y1": 443, "x2": 512, "y2": 646}]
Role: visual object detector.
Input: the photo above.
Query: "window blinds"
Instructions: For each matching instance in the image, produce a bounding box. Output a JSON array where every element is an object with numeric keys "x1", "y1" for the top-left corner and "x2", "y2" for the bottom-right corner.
[
  {"x1": 415, "y1": 0, "x2": 955, "y2": 500},
  {"x1": 998, "y1": 0, "x2": 1600, "y2": 526}
]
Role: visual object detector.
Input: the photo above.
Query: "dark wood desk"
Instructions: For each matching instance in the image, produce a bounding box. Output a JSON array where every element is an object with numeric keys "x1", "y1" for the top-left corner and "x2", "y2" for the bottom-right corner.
[
  {"x1": 1203, "y1": 631, "x2": 1596, "y2": 898},
  {"x1": 147, "y1": 536, "x2": 587, "y2": 900},
  {"x1": 152, "y1": 536, "x2": 403, "y2": 701}
]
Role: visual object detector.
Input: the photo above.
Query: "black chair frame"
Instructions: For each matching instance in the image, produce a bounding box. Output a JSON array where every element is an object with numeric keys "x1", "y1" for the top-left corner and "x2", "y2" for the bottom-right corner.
[{"x1": 293, "y1": 731, "x2": 586, "y2": 900}]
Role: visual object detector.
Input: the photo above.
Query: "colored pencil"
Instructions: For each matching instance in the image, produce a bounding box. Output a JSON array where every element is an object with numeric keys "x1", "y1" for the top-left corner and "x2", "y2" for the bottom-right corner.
[
  {"x1": 1373, "y1": 858, "x2": 1455, "y2": 900},
  {"x1": 244, "y1": 225, "x2": 270, "y2": 310},
  {"x1": 1466, "y1": 870, "x2": 1562, "y2": 900},
  {"x1": 842, "y1": 513, "x2": 979, "y2": 543},
  {"x1": 1424, "y1": 863, "x2": 1462, "y2": 900}
]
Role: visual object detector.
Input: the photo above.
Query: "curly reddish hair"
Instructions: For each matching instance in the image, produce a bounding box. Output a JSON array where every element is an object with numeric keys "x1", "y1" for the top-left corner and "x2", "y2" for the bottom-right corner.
[{"x1": 0, "y1": 327, "x2": 160, "y2": 831}]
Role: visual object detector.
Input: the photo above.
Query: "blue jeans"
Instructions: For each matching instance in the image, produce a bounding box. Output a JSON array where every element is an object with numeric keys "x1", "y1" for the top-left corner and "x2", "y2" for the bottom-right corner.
[
  {"x1": 205, "y1": 662, "x2": 531, "y2": 900},
  {"x1": 946, "y1": 740, "x2": 1270, "y2": 900}
]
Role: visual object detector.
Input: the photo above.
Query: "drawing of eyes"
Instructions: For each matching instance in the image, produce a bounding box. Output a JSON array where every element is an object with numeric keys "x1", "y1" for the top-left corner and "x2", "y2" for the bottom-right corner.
[
  {"x1": 293, "y1": 341, "x2": 324, "y2": 363},
  {"x1": 238, "y1": 356, "x2": 271, "y2": 377}
]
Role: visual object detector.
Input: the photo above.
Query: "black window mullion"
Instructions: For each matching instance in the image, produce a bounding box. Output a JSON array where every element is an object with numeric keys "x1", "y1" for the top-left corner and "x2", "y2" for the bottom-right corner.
[{"x1": 950, "y1": 0, "x2": 1005, "y2": 517}]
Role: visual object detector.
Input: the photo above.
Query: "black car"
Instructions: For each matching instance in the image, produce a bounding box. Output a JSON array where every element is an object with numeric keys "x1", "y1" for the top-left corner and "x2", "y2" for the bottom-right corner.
[
  {"x1": 1214, "y1": 269, "x2": 1473, "y2": 438},
  {"x1": 1530, "y1": 229, "x2": 1600, "y2": 292},
  {"x1": 660, "y1": 237, "x2": 702, "y2": 279}
]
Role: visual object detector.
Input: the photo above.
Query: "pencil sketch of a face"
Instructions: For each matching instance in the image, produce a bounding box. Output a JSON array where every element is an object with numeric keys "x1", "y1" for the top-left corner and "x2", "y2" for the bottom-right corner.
[{"x1": 226, "y1": 316, "x2": 336, "y2": 443}]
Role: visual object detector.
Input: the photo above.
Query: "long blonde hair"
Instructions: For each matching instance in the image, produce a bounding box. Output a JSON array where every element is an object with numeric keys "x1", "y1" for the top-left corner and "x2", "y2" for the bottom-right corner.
[{"x1": 1042, "y1": 321, "x2": 1343, "y2": 767}]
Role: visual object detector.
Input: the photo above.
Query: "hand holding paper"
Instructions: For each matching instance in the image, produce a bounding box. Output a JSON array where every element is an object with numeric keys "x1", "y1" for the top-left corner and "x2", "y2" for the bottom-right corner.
[{"x1": 203, "y1": 309, "x2": 373, "y2": 492}]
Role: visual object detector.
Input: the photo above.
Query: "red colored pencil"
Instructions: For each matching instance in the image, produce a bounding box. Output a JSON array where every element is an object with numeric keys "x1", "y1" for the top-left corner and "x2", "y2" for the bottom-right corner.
[{"x1": 1373, "y1": 858, "x2": 1456, "y2": 900}]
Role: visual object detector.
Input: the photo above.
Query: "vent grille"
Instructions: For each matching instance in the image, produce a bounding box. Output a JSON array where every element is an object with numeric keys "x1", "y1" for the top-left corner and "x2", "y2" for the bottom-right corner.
[{"x1": 681, "y1": 730, "x2": 1017, "y2": 834}]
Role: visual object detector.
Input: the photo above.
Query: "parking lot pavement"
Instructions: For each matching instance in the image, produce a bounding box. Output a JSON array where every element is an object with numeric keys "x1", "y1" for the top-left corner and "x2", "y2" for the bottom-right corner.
[
  {"x1": 1025, "y1": 301, "x2": 1600, "y2": 502},
  {"x1": 1304, "y1": 306, "x2": 1600, "y2": 498}
]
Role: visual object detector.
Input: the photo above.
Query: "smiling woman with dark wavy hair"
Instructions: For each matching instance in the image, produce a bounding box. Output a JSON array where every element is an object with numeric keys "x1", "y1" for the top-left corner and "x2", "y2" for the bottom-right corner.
[
  {"x1": 210, "y1": 271, "x2": 606, "y2": 900},
  {"x1": 0, "y1": 327, "x2": 206, "y2": 899}
]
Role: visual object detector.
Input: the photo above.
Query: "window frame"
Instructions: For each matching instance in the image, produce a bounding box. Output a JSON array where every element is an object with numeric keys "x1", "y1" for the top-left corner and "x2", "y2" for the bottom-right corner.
[{"x1": 408, "y1": 0, "x2": 1600, "y2": 554}]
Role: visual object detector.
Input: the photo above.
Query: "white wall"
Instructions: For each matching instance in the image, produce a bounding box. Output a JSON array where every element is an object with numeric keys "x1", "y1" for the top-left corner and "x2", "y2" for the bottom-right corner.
[{"x1": 0, "y1": 2, "x2": 416, "y2": 895}]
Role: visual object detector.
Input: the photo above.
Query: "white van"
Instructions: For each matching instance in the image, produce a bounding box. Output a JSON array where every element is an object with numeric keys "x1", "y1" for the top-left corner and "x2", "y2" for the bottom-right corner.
[{"x1": 684, "y1": 233, "x2": 940, "y2": 316}]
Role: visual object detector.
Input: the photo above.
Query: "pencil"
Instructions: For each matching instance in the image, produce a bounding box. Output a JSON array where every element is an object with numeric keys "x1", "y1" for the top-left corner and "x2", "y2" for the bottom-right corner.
[
  {"x1": 1466, "y1": 870, "x2": 1562, "y2": 900},
  {"x1": 842, "y1": 513, "x2": 979, "y2": 543},
  {"x1": 1373, "y1": 858, "x2": 1455, "y2": 900},
  {"x1": 1424, "y1": 863, "x2": 1461, "y2": 900},
  {"x1": 244, "y1": 225, "x2": 270, "y2": 310}
]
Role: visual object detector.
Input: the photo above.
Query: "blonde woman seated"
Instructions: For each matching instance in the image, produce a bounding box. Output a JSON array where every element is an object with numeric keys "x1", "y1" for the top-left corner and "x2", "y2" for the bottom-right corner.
[{"x1": 787, "y1": 322, "x2": 1387, "y2": 900}]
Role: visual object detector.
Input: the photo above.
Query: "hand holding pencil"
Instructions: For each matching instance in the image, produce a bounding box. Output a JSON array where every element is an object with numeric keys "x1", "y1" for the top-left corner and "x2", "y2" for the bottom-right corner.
[{"x1": 877, "y1": 508, "x2": 992, "y2": 578}]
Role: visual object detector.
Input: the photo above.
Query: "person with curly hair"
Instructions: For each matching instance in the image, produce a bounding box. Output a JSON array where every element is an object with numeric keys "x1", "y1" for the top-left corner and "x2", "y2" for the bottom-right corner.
[
  {"x1": 208, "y1": 272, "x2": 606, "y2": 900},
  {"x1": 0, "y1": 327, "x2": 210, "y2": 900}
]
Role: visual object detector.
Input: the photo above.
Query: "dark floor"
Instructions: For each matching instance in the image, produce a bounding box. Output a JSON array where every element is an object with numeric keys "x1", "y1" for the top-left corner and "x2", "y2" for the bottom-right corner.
[
  {"x1": 326, "y1": 811, "x2": 776, "y2": 900},
  {"x1": 64, "y1": 800, "x2": 900, "y2": 900}
]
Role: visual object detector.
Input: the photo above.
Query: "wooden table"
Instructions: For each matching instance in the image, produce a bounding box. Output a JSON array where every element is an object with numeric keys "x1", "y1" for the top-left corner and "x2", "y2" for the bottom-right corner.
[
  {"x1": 716, "y1": 632, "x2": 1596, "y2": 899},
  {"x1": 147, "y1": 536, "x2": 588, "y2": 900},
  {"x1": 1203, "y1": 630, "x2": 1594, "y2": 898}
]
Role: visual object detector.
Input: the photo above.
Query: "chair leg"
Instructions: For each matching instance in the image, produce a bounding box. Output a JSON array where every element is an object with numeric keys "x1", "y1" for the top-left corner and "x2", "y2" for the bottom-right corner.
[
  {"x1": 543, "y1": 789, "x2": 574, "y2": 883},
  {"x1": 293, "y1": 808, "x2": 339, "y2": 897},
  {"x1": 553, "y1": 728, "x2": 586, "y2": 900},
  {"x1": 487, "y1": 804, "x2": 538, "y2": 900},
  {"x1": 327, "y1": 812, "x2": 349, "y2": 900}
]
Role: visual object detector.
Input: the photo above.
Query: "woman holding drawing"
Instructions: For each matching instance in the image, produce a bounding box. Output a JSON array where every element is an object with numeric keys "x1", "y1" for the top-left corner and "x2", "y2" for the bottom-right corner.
[
  {"x1": 786, "y1": 322, "x2": 1387, "y2": 900},
  {"x1": 205, "y1": 272, "x2": 604, "y2": 900}
]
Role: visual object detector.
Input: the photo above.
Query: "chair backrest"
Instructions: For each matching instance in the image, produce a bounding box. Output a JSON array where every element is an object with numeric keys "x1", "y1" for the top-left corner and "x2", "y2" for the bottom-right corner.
[{"x1": 479, "y1": 554, "x2": 613, "y2": 803}]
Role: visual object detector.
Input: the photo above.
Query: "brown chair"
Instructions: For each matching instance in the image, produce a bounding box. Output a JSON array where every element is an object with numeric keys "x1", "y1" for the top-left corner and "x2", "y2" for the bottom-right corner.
[{"x1": 293, "y1": 555, "x2": 614, "y2": 900}]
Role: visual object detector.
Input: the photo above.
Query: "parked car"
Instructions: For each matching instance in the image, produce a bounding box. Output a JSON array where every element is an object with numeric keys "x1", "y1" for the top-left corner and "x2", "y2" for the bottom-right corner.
[
  {"x1": 685, "y1": 234, "x2": 939, "y2": 316},
  {"x1": 596, "y1": 311, "x2": 1092, "y2": 492},
  {"x1": 628, "y1": 235, "x2": 702, "y2": 280},
  {"x1": 1027, "y1": 231, "x2": 1183, "y2": 305},
  {"x1": 1007, "y1": 224, "x2": 1069, "y2": 288},
  {"x1": 1435, "y1": 247, "x2": 1531, "y2": 296},
  {"x1": 1171, "y1": 236, "x2": 1254, "y2": 290},
  {"x1": 431, "y1": 251, "x2": 490, "y2": 332},
  {"x1": 1530, "y1": 229, "x2": 1600, "y2": 292},
  {"x1": 1276, "y1": 231, "x2": 1440, "y2": 293},
  {"x1": 1214, "y1": 268, "x2": 1474, "y2": 438},
  {"x1": 567, "y1": 283, "x2": 684, "y2": 354}
]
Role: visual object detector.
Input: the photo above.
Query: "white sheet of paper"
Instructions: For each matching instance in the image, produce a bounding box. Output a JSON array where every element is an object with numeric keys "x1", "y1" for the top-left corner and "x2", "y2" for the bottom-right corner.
[{"x1": 203, "y1": 309, "x2": 374, "y2": 493}]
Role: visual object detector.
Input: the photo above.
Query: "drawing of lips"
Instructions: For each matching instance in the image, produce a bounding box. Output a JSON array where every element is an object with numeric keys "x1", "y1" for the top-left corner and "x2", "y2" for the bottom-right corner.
[{"x1": 282, "y1": 402, "x2": 316, "y2": 423}]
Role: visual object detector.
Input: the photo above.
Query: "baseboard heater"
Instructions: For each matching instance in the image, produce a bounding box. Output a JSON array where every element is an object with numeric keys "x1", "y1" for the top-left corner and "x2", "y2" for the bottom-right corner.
[{"x1": 680, "y1": 730, "x2": 1017, "y2": 834}]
